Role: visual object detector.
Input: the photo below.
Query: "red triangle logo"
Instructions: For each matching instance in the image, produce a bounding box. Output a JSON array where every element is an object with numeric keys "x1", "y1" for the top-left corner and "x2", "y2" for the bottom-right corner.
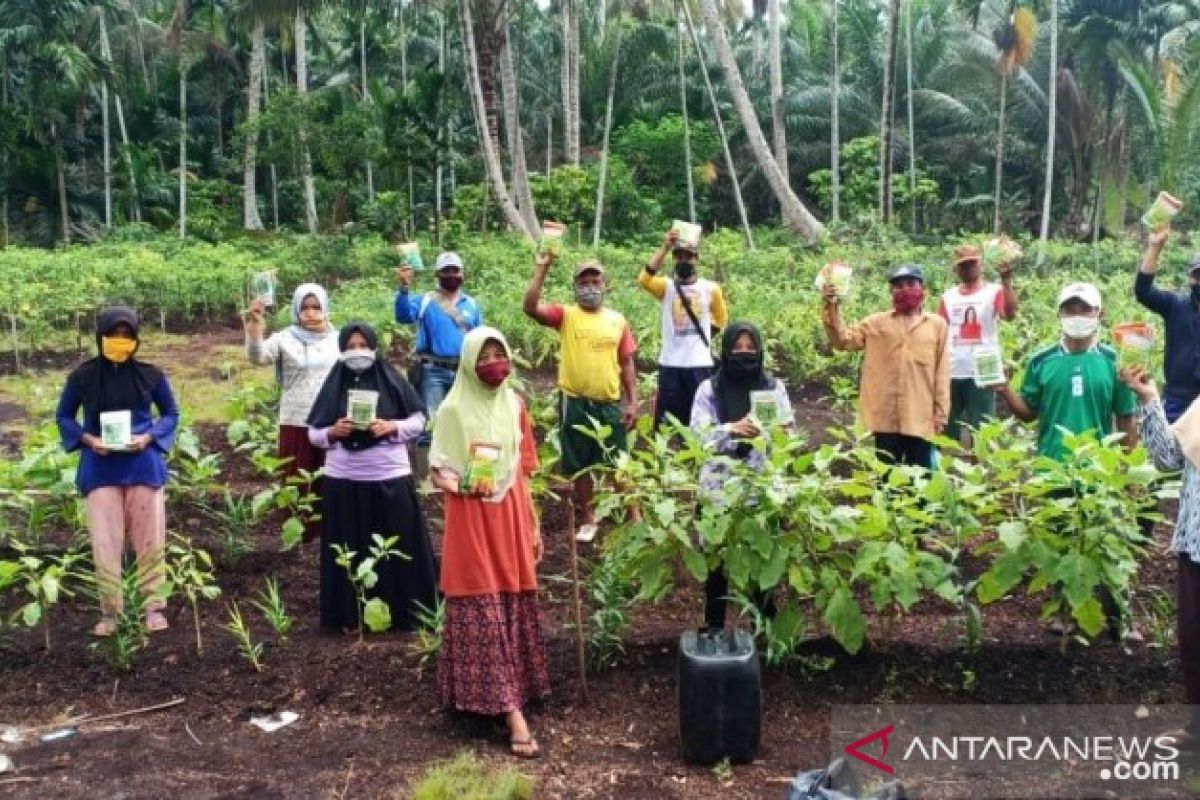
[{"x1": 844, "y1": 724, "x2": 895, "y2": 775}]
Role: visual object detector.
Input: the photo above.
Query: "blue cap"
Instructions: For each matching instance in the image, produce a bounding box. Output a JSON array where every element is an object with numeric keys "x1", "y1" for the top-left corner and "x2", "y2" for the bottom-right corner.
[{"x1": 888, "y1": 264, "x2": 925, "y2": 284}]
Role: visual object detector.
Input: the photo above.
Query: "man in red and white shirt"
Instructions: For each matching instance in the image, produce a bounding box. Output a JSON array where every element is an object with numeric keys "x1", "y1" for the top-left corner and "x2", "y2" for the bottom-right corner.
[{"x1": 937, "y1": 244, "x2": 1018, "y2": 443}]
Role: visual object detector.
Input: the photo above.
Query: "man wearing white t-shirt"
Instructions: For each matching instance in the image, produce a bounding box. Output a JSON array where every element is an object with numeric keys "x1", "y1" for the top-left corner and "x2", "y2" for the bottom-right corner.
[
  {"x1": 937, "y1": 244, "x2": 1018, "y2": 443},
  {"x1": 640, "y1": 228, "x2": 729, "y2": 429}
]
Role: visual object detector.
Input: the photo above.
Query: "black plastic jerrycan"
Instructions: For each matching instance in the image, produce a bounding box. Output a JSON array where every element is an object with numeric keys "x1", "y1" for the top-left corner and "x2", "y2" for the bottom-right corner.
[{"x1": 677, "y1": 628, "x2": 762, "y2": 765}]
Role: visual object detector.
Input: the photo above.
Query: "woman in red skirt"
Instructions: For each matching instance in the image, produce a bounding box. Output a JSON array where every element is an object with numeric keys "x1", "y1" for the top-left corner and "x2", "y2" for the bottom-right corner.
[
  {"x1": 430, "y1": 326, "x2": 548, "y2": 758},
  {"x1": 244, "y1": 283, "x2": 339, "y2": 542}
]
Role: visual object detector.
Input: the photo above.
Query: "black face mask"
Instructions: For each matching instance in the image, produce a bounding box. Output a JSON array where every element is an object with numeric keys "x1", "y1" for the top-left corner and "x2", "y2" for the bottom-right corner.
[
  {"x1": 439, "y1": 274, "x2": 463, "y2": 292},
  {"x1": 1191, "y1": 283, "x2": 1200, "y2": 307},
  {"x1": 674, "y1": 261, "x2": 696, "y2": 280},
  {"x1": 726, "y1": 352, "x2": 760, "y2": 379}
]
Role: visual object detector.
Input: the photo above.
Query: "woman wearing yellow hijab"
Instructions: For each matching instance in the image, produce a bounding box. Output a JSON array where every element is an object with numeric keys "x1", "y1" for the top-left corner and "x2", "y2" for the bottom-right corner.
[{"x1": 430, "y1": 327, "x2": 547, "y2": 758}]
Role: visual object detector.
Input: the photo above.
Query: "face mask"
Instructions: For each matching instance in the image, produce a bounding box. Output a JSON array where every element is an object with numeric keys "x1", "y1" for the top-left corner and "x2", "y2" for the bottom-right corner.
[
  {"x1": 1060, "y1": 315, "x2": 1100, "y2": 340},
  {"x1": 476, "y1": 359, "x2": 511, "y2": 388},
  {"x1": 575, "y1": 286, "x2": 604, "y2": 310},
  {"x1": 438, "y1": 274, "x2": 463, "y2": 293},
  {"x1": 891, "y1": 285, "x2": 926, "y2": 314},
  {"x1": 726, "y1": 351, "x2": 760, "y2": 379},
  {"x1": 101, "y1": 336, "x2": 137, "y2": 363},
  {"x1": 674, "y1": 261, "x2": 696, "y2": 280},
  {"x1": 341, "y1": 349, "x2": 375, "y2": 373}
]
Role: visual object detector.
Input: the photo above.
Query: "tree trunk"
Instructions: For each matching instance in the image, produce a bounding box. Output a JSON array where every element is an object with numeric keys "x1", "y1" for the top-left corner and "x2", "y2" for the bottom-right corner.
[
  {"x1": 677, "y1": 10, "x2": 696, "y2": 222},
  {"x1": 561, "y1": 0, "x2": 580, "y2": 166},
  {"x1": 436, "y1": 7, "x2": 447, "y2": 241},
  {"x1": 54, "y1": 124, "x2": 70, "y2": 244},
  {"x1": 1037, "y1": 0, "x2": 1057, "y2": 267},
  {"x1": 179, "y1": 57, "x2": 187, "y2": 239},
  {"x1": 100, "y1": 14, "x2": 138, "y2": 223},
  {"x1": 878, "y1": 0, "x2": 899, "y2": 224},
  {"x1": 262, "y1": 52, "x2": 279, "y2": 230},
  {"x1": 546, "y1": 112, "x2": 553, "y2": 174},
  {"x1": 500, "y1": 19, "x2": 540, "y2": 233},
  {"x1": 243, "y1": 20, "x2": 265, "y2": 231},
  {"x1": 295, "y1": 10, "x2": 319, "y2": 234},
  {"x1": 682, "y1": 4, "x2": 753, "y2": 248},
  {"x1": 768, "y1": 0, "x2": 787, "y2": 180},
  {"x1": 831, "y1": 0, "x2": 840, "y2": 223},
  {"x1": 1, "y1": 56, "x2": 8, "y2": 248},
  {"x1": 98, "y1": 14, "x2": 113, "y2": 229},
  {"x1": 695, "y1": 0, "x2": 822, "y2": 241},
  {"x1": 905, "y1": 0, "x2": 916, "y2": 232},
  {"x1": 593, "y1": 19, "x2": 624, "y2": 247},
  {"x1": 361, "y1": 17, "x2": 375, "y2": 204},
  {"x1": 459, "y1": 0, "x2": 536, "y2": 238},
  {"x1": 992, "y1": 69, "x2": 1008, "y2": 234}
]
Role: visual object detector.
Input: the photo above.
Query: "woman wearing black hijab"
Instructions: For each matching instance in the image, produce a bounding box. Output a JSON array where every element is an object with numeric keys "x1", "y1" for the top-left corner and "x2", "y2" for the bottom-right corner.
[
  {"x1": 307, "y1": 322, "x2": 438, "y2": 633},
  {"x1": 56, "y1": 306, "x2": 179, "y2": 637},
  {"x1": 689, "y1": 321, "x2": 794, "y2": 631}
]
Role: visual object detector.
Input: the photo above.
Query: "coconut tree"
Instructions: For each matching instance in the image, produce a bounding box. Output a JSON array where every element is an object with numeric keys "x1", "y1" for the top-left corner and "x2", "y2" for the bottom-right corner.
[
  {"x1": 878, "y1": 0, "x2": 899, "y2": 223},
  {"x1": 830, "y1": 0, "x2": 841, "y2": 222},
  {"x1": 990, "y1": 5, "x2": 1036, "y2": 233},
  {"x1": 592, "y1": 6, "x2": 624, "y2": 246},
  {"x1": 695, "y1": 0, "x2": 823, "y2": 240},
  {"x1": 768, "y1": 0, "x2": 787, "y2": 179},
  {"x1": 1037, "y1": 0, "x2": 1057, "y2": 261}
]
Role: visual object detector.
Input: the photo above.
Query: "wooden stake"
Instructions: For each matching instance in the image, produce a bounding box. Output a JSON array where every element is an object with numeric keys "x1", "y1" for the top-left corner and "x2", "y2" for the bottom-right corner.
[{"x1": 566, "y1": 500, "x2": 589, "y2": 703}]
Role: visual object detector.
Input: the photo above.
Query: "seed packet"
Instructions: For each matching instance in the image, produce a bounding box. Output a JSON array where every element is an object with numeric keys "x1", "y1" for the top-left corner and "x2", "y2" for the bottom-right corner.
[
  {"x1": 972, "y1": 345, "x2": 1006, "y2": 388},
  {"x1": 539, "y1": 221, "x2": 566, "y2": 257},
  {"x1": 250, "y1": 271, "x2": 277, "y2": 308},
  {"x1": 982, "y1": 235, "x2": 1023, "y2": 268},
  {"x1": 1113, "y1": 322, "x2": 1156, "y2": 371},
  {"x1": 398, "y1": 242, "x2": 424, "y2": 270},
  {"x1": 100, "y1": 410, "x2": 132, "y2": 450},
  {"x1": 460, "y1": 442, "x2": 502, "y2": 495},
  {"x1": 814, "y1": 262, "x2": 853, "y2": 298},
  {"x1": 671, "y1": 220, "x2": 702, "y2": 251},
  {"x1": 1143, "y1": 192, "x2": 1182, "y2": 231},
  {"x1": 749, "y1": 390, "x2": 780, "y2": 426},
  {"x1": 347, "y1": 389, "x2": 378, "y2": 430}
]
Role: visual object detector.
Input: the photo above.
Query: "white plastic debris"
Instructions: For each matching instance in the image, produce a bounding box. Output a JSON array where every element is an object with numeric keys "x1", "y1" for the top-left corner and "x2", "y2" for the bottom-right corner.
[
  {"x1": 0, "y1": 753, "x2": 13, "y2": 773},
  {"x1": 249, "y1": 711, "x2": 298, "y2": 733},
  {"x1": 0, "y1": 726, "x2": 22, "y2": 744}
]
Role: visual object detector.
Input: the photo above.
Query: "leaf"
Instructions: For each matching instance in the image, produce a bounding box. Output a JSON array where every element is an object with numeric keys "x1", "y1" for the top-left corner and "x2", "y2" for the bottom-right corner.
[
  {"x1": 759, "y1": 545, "x2": 790, "y2": 592},
  {"x1": 822, "y1": 586, "x2": 866, "y2": 655},
  {"x1": 681, "y1": 548, "x2": 708, "y2": 583},
  {"x1": 1054, "y1": 553, "x2": 1100, "y2": 608},
  {"x1": 1072, "y1": 596, "x2": 1105, "y2": 638},
  {"x1": 996, "y1": 520, "x2": 1027, "y2": 550},
  {"x1": 21, "y1": 602, "x2": 41, "y2": 628},
  {"x1": 280, "y1": 517, "x2": 304, "y2": 551},
  {"x1": 976, "y1": 550, "x2": 1026, "y2": 604},
  {"x1": 363, "y1": 598, "x2": 392, "y2": 633}
]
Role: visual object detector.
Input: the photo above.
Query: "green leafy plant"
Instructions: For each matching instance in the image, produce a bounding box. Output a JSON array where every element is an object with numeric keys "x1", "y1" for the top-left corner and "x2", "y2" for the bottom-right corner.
[
  {"x1": 330, "y1": 534, "x2": 409, "y2": 643},
  {"x1": 163, "y1": 535, "x2": 222, "y2": 654},
  {"x1": 203, "y1": 490, "x2": 259, "y2": 565},
  {"x1": 411, "y1": 751, "x2": 534, "y2": 800},
  {"x1": 89, "y1": 570, "x2": 151, "y2": 672},
  {"x1": 224, "y1": 602, "x2": 264, "y2": 672},
  {"x1": 6, "y1": 544, "x2": 85, "y2": 652},
  {"x1": 409, "y1": 598, "x2": 445, "y2": 673},
  {"x1": 252, "y1": 577, "x2": 293, "y2": 640}
]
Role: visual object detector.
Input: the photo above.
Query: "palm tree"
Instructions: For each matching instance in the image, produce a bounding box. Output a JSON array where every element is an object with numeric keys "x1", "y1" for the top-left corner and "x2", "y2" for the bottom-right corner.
[
  {"x1": 991, "y1": 5, "x2": 1036, "y2": 233},
  {"x1": 768, "y1": 0, "x2": 787, "y2": 179},
  {"x1": 830, "y1": 0, "x2": 841, "y2": 223},
  {"x1": 593, "y1": 9, "x2": 625, "y2": 246},
  {"x1": 696, "y1": 0, "x2": 823, "y2": 240},
  {"x1": 878, "y1": 0, "x2": 899, "y2": 224},
  {"x1": 500, "y1": 13, "x2": 540, "y2": 234},
  {"x1": 294, "y1": 3, "x2": 319, "y2": 233},
  {"x1": 1037, "y1": 0, "x2": 1057, "y2": 262},
  {"x1": 676, "y1": 1, "x2": 696, "y2": 222}
]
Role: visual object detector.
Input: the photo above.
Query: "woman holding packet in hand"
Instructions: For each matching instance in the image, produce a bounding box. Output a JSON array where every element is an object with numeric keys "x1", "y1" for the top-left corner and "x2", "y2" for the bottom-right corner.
[{"x1": 306, "y1": 322, "x2": 437, "y2": 634}]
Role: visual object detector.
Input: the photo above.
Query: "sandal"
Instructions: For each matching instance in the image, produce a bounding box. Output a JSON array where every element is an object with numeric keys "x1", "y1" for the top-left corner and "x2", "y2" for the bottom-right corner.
[
  {"x1": 92, "y1": 617, "x2": 118, "y2": 637},
  {"x1": 509, "y1": 737, "x2": 541, "y2": 759},
  {"x1": 144, "y1": 610, "x2": 169, "y2": 633}
]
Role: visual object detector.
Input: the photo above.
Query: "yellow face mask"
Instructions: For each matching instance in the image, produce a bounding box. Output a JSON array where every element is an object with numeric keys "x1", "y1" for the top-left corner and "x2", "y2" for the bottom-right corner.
[{"x1": 101, "y1": 336, "x2": 137, "y2": 363}]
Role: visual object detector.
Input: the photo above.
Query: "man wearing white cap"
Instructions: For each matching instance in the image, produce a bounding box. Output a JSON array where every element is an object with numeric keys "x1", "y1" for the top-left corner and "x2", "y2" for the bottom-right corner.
[
  {"x1": 395, "y1": 251, "x2": 483, "y2": 448},
  {"x1": 996, "y1": 282, "x2": 1137, "y2": 460}
]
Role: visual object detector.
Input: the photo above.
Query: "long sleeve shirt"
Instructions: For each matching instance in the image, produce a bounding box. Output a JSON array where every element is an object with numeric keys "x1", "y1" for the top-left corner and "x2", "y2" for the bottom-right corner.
[
  {"x1": 393, "y1": 289, "x2": 482, "y2": 359},
  {"x1": 1137, "y1": 399, "x2": 1200, "y2": 564},
  {"x1": 246, "y1": 328, "x2": 341, "y2": 427},
  {"x1": 1133, "y1": 272, "x2": 1200, "y2": 409},
  {"x1": 56, "y1": 375, "x2": 179, "y2": 495},
  {"x1": 822, "y1": 306, "x2": 950, "y2": 439},
  {"x1": 689, "y1": 378, "x2": 793, "y2": 498},
  {"x1": 308, "y1": 411, "x2": 426, "y2": 482}
]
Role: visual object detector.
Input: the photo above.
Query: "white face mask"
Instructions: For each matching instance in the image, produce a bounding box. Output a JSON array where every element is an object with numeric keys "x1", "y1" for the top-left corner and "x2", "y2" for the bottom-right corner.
[
  {"x1": 1060, "y1": 315, "x2": 1100, "y2": 340},
  {"x1": 341, "y1": 348, "x2": 375, "y2": 373}
]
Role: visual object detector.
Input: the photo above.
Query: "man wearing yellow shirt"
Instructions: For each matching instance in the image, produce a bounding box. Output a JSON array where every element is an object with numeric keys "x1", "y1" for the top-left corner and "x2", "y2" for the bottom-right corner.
[
  {"x1": 822, "y1": 264, "x2": 950, "y2": 467},
  {"x1": 524, "y1": 251, "x2": 638, "y2": 542},
  {"x1": 641, "y1": 228, "x2": 728, "y2": 428}
]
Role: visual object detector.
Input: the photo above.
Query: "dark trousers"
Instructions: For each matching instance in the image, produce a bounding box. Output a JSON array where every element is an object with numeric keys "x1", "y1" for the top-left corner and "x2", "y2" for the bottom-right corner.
[
  {"x1": 704, "y1": 568, "x2": 775, "y2": 631},
  {"x1": 655, "y1": 365, "x2": 713, "y2": 429},
  {"x1": 1179, "y1": 555, "x2": 1200, "y2": 731},
  {"x1": 874, "y1": 432, "x2": 934, "y2": 468}
]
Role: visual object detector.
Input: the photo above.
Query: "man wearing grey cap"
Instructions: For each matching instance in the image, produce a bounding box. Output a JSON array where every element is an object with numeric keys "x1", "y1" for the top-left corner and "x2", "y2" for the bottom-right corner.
[
  {"x1": 822, "y1": 264, "x2": 949, "y2": 468},
  {"x1": 1135, "y1": 227, "x2": 1200, "y2": 422}
]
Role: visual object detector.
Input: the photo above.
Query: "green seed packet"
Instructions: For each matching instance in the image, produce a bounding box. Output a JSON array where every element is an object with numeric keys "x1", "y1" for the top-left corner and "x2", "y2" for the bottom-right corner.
[{"x1": 347, "y1": 389, "x2": 378, "y2": 430}]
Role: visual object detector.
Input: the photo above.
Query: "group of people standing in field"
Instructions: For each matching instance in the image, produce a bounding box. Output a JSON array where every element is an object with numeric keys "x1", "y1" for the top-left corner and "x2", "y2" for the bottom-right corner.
[{"x1": 53, "y1": 220, "x2": 1200, "y2": 753}]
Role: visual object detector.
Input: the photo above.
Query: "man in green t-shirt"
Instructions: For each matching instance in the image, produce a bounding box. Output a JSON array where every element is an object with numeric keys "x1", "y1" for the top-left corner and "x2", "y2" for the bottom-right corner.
[{"x1": 996, "y1": 282, "x2": 1137, "y2": 457}]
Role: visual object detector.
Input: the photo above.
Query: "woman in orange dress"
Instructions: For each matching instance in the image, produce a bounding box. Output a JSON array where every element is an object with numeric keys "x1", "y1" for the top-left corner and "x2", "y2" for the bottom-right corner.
[{"x1": 430, "y1": 326, "x2": 548, "y2": 758}]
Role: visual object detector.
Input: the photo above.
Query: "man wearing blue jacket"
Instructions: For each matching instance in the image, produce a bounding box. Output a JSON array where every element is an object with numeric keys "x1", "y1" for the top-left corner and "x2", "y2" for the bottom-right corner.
[{"x1": 1134, "y1": 227, "x2": 1200, "y2": 422}]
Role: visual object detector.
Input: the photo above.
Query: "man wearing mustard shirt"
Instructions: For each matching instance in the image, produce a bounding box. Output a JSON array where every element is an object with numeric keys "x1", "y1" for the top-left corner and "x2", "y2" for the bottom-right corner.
[
  {"x1": 641, "y1": 227, "x2": 728, "y2": 428},
  {"x1": 524, "y1": 250, "x2": 638, "y2": 543}
]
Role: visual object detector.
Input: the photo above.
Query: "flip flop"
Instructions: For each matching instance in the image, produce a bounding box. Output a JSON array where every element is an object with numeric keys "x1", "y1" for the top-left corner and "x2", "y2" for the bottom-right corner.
[
  {"x1": 144, "y1": 610, "x2": 169, "y2": 633},
  {"x1": 575, "y1": 523, "x2": 599, "y2": 544},
  {"x1": 510, "y1": 737, "x2": 541, "y2": 759},
  {"x1": 92, "y1": 617, "x2": 117, "y2": 637}
]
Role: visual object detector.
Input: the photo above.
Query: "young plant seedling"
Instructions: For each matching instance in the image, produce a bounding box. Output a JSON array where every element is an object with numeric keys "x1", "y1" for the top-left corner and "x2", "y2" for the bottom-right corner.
[
  {"x1": 163, "y1": 535, "x2": 221, "y2": 654},
  {"x1": 252, "y1": 577, "x2": 293, "y2": 639},
  {"x1": 330, "y1": 533, "x2": 409, "y2": 643},
  {"x1": 223, "y1": 602, "x2": 264, "y2": 672}
]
